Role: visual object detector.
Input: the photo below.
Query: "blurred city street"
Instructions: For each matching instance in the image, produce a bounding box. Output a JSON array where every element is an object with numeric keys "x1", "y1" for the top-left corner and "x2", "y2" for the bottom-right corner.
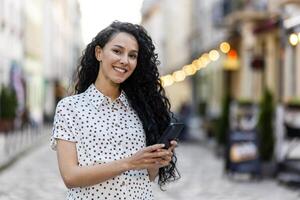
[
  {"x1": 2, "y1": 0, "x2": 300, "y2": 199},
  {"x1": 0, "y1": 132, "x2": 299, "y2": 200}
]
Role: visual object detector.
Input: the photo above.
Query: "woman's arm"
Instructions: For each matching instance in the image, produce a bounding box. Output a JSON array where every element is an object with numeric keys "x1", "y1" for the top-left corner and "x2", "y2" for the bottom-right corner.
[
  {"x1": 147, "y1": 167, "x2": 159, "y2": 182},
  {"x1": 56, "y1": 139, "x2": 168, "y2": 188}
]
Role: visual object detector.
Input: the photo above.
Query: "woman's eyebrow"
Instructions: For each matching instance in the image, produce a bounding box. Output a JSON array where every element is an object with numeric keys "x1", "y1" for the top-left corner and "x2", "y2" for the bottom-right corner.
[{"x1": 113, "y1": 45, "x2": 138, "y2": 53}]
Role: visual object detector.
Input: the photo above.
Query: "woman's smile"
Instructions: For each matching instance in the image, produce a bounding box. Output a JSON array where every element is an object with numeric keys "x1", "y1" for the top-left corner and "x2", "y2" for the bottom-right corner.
[{"x1": 112, "y1": 66, "x2": 128, "y2": 73}]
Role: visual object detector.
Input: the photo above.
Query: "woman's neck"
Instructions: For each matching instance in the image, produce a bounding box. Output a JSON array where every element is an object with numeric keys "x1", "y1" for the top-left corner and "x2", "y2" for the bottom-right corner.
[{"x1": 94, "y1": 78, "x2": 120, "y2": 101}]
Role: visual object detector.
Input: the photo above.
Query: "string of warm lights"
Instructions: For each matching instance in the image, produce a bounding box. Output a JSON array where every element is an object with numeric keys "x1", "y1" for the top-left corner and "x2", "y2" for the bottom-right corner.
[
  {"x1": 160, "y1": 42, "x2": 231, "y2": 87},
  {"x1": 289, "y1": 33, "x2": 300, "y2": 46}
]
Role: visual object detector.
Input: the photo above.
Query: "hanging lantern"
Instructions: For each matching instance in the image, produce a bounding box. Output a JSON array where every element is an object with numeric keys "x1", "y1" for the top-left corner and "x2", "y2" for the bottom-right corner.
[{"x1": 223, "y1": 49, "x2": 240, "y2": 71}]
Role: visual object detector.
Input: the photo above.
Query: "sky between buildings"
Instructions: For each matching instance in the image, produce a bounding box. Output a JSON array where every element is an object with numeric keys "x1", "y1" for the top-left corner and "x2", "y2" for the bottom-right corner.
[{"x1": 79, "y1": 0, "x2": 144, "y2": 45}]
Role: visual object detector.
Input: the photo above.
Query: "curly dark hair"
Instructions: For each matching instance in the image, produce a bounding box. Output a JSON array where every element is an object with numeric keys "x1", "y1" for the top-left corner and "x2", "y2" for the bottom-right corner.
[{"x1": 74, "y1": 21, "x2": 180, "y2": 188}]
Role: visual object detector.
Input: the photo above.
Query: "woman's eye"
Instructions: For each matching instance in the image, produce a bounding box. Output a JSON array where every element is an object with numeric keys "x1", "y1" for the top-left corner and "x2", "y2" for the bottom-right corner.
[
  {"x1": 113, "y1": 49, "x2": 121, "y2": 54},
  {"x1": 129, "y1": 54, "x2": 137, "y2": 59}
]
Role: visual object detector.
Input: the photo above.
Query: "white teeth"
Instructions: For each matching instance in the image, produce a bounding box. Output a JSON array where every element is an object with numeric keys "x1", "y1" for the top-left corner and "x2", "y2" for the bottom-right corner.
[{"x1": 113, "y1": 67, "x2": 126, "y2": 73}]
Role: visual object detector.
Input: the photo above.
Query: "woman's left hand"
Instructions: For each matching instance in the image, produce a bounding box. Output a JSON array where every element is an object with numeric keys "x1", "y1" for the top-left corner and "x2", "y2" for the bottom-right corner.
[
  {"x1": 147, "y1": 140, "x2": 178, "y2": 181},
  {"x1": 152, "y1": 140, "x2": 178, "y2": 168}
]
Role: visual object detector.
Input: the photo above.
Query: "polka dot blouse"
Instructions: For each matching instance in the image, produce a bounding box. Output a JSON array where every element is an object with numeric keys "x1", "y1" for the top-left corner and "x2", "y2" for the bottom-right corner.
[{"x1": 51, "y1": 84, "x2": 154, "y2": 200}]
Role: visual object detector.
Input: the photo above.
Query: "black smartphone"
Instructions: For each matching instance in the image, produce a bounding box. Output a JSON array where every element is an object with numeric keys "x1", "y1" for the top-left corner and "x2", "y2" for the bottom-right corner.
[{"x1": 157, "y1": 122, "x2": 185, "y2": 149}]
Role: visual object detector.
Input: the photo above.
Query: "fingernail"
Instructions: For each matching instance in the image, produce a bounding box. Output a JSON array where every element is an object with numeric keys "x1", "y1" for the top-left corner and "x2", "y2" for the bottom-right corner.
[{"x1": 161, "y1": 144, "x2": 165, "y2": 147}]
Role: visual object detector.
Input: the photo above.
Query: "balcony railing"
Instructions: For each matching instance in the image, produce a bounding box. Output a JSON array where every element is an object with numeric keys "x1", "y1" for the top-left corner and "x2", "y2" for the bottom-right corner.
[
  {"x1": 221, "y1": 0, "x2": 272, "y2": 26},
  {"x1": 223, "y1": 0, "x2": 268, "y2": 16}
]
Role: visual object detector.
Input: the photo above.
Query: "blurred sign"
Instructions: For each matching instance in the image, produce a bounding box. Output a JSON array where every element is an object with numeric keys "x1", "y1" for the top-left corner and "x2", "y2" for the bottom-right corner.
[{"x1": 251, "y1": 55, "x2": 265, "y2": 70}]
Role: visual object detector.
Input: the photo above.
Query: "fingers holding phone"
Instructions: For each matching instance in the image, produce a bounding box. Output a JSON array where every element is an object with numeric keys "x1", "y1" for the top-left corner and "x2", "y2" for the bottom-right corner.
[
  {"x1": 154, "y1": 140, "x2": 177, "y2": 167},
  {"x1": 126, "y1": 144, "x2": 170, "y2": 170},
  {"x1": 152, "y1": 149, "x2": 171, "y2": 167},
  {"x1": 169, "y1": 140, "x2": 178, "y2": 152}
]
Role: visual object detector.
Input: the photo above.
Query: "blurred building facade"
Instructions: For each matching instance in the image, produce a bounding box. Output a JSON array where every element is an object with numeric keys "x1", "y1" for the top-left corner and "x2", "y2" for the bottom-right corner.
[
  {"x1": 0, "y1": 0, "x2": 26, "y2": 129},
  {"x1": 141, "y1": 0, "x2": 193, "y2": 112},
  {"x1": 188, "y1": 0, "x2": 283, "y2": 117},
  {"x1": 42, "y1": 0, "x2": 82, "y2": 122},
  {"x1": 221, "y1": 0, "x2": 281, "y2": 102},
  {"x1": 141, "y1": 0, "x2": 300, "y2": 113},
  {"x1": 191, "y1": 0, "x2": 300, "y2": 115},
  {"x1": 190, "y1": 0, "x2": 228, "y2": 118},
  {"x1": 141, "y1": 0, "x2": 300, "y2": 161},
  {"x1": 281, "y1": 0, "x2": 300, "y2": 101},
  {"x1": 24, "y1": 0, "x2": 44, "y2": 125},
  {"x1": 0, "y1": 0, "x2": 24, "y2": 85},
  {"x1": 0, "y1": 0, "x2": 82, "y2": 126}
]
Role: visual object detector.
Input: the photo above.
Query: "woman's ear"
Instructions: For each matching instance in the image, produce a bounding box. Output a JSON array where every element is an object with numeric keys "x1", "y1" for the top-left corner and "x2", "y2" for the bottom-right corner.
[{"x1": 95, "y1": 45, "x2": 102, "y2": 62}]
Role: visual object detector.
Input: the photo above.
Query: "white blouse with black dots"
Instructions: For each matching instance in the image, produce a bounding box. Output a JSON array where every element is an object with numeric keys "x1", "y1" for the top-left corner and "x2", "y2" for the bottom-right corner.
[{"x1": 51, "y1": 84, "x2": 154, "y2": 200}]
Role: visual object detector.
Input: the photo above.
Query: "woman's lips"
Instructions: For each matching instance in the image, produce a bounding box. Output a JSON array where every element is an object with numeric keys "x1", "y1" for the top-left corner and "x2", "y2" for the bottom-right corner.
[{"x1": 113, "y1": 66, "x2": 127, "y2": 73}]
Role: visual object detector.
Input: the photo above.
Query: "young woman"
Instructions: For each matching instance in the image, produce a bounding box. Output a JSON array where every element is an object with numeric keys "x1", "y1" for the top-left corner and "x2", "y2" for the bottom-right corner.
[{"x1": 51, "y1": 21, "x2": 179, "y2": 200}]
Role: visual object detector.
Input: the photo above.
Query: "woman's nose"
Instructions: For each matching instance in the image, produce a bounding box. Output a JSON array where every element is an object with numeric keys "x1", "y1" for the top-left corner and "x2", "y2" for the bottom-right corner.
[{"x1": 120, "y1": 55, "x2": 129, "y2": 65}]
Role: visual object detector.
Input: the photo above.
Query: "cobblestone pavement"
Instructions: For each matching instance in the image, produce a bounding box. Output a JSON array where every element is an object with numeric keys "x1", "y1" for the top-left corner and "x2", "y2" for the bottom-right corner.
[{"x1": 0, "y1": 138, "x2": 299, "y2": 200}]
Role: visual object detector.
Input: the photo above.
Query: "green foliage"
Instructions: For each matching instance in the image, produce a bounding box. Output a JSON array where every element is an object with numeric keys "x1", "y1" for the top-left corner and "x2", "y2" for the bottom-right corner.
[
  {"x1": 217, "y1": 93, "x2": 230, "y2": 145},
  {"x1": 257, "y1": 88, "x2": 275, "y2": 161},
  {"x1": 0, "y1": 85, "x2": 18, "y2": 120},
  {"x1": 237, "y1": 98, "x2": 254, "y2": 106}
]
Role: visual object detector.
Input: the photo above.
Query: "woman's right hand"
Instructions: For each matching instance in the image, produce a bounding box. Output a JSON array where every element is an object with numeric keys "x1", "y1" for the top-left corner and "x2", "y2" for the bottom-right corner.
[{"x1": 124, "y1": 144, "x2": 171, "y2": 170}]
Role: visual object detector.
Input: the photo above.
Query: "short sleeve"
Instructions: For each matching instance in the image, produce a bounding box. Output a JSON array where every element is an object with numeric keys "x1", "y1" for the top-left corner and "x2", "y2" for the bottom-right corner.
[{"x1": 50, "y1": 98, "x2": 77, "y2": 150}]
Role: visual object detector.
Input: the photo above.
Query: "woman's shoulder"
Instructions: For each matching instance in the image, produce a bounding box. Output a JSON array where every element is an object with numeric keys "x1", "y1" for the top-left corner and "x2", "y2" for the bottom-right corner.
[{"x1": 56, "y1": 93, "x2": 85, "y2": 109}]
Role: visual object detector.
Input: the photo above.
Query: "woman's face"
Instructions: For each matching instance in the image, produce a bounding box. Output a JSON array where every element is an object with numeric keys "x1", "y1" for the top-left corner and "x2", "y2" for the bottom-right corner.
[{"x1": 95, "y1": 32, "x2": 139, "y2": 85}]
